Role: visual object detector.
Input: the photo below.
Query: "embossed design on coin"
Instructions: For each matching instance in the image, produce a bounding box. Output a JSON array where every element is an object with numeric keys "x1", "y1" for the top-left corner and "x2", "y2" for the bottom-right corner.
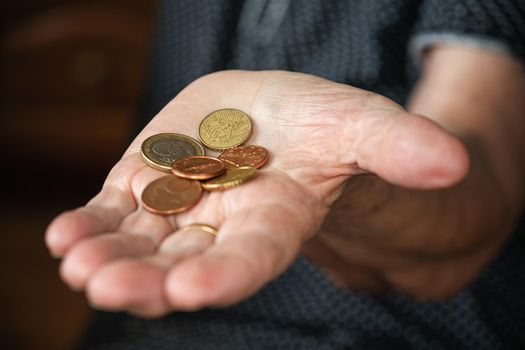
[
  {"x1": 142, "y1": 175, "x2": 202, "y2": 215},
  {"x1": 198, "y1": 109, "x2": 252, "y2": 150},
  {"x1": 141, "y1": 133, "x2": 205, "y2": 172},
  {"x1": 171, "y1": 156, "x2": 226, "y2": 180},
  {"x1": 218, "y1": 145, "x2": 269, "y2": 169},
  {"x1": 201, "y1": 166, "x2": 257, "y2": 191}
]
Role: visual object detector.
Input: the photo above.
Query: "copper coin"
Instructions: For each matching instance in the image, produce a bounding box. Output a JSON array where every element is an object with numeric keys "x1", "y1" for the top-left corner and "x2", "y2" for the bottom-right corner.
[
  {"x1": 218, "y1": 145, "x2": 269, "y2": 169},
  {"x1": 171, "y1": 156, "x2": 226, "y2": 180},
  {"x1": 142, "y1": 175, "x2": 202, "y2": 215}
]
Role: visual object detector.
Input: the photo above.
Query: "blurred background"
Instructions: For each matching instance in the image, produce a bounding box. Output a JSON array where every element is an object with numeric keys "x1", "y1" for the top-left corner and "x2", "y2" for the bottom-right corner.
[{"x1": 1, "y1": 0, "x2": 156, "y2": 348}]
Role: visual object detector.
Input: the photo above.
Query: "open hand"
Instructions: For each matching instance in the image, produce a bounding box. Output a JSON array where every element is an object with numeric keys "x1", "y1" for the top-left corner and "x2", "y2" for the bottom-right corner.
[{"x1": 46, "y1": 70, "x2": 467, "y2": 317}]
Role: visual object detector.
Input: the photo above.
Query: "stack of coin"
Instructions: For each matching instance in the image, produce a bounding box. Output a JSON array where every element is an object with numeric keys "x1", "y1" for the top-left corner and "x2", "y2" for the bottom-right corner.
[{"x1": 140, "y1": 108, "x2": 270, "y2": 215}]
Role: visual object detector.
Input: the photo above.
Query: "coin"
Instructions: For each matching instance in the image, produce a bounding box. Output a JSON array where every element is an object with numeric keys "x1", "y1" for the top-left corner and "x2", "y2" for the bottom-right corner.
[
  {"x1": 142, "y1": 175, "x2": 203, "y2": 215},
  {"x1": 198, "y1": 108, "x2": 253, "y2": 150},
  {"x1": 218, "y1": 145, "x2": 269, "y2": 169},
  {"x1": 141, "y1": 133, "x2": 205, "y2": 172},
  {"x1": 201, "y1": 166, "x2": 257, "y2": 191},
  {"x1": 171, "y1": 156, "x2": 226, "y2": 180}
]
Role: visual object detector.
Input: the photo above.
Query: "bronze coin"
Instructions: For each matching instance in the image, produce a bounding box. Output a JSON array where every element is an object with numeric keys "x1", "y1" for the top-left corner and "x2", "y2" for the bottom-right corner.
[
  {"x1": 198, "y1": 109, "x2": 253, "y2": 150},
  {"x1": 171, "y1": 156, "x2": 226, "y2": 180},
  {"x1": 141, "y1": 133, "x2": 206, "y2": 172},
  {"x1": 218, "y1": 145, "x2": 269, "y2": 169},
  {"x1": 201, "y1": 166, "x2": 258, "y2": 191},
  {"x1": 142, "y1": 175, "x2": 202, "y2": 215}
]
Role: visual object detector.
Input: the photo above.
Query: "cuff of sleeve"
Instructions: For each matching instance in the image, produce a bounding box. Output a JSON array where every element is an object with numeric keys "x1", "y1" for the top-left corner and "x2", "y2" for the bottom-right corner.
[{"x1": 409, "y1": 32, "x2": 512, "y2": 66}]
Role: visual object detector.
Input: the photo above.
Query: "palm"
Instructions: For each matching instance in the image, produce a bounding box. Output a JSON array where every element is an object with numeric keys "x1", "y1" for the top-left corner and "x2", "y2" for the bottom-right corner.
[{"x1": 46, "y1": 71, "x2": 464, "y2": 316}]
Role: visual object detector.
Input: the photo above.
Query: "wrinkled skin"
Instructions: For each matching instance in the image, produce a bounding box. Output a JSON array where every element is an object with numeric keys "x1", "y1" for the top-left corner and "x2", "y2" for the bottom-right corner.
[
  {"x1": 303, "y1": 47, "x2": 525, "y2": 298},
  {"x1": 49, "y1": 45, "x2": 525, "y2": 319},
  {"x1": 46, "y1": 70, "x2": 467, "y2": 317}
]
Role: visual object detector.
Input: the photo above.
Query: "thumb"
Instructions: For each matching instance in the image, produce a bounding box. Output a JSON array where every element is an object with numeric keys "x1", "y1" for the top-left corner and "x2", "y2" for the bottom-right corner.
[{"x1": 354, "y1": 112, "x2": 469, "y2": 189}]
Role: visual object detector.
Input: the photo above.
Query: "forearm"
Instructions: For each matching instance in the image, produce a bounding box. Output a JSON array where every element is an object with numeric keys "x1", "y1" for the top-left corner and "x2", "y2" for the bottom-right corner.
[{"x1": 408, "y1": 46, "x2": 525, "y2": 217}]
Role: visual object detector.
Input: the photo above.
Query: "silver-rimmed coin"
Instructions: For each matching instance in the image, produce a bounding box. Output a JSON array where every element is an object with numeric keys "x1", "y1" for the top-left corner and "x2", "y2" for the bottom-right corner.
[{"x1": 141, "y1": 133, "x2": 205, "y2": 172}]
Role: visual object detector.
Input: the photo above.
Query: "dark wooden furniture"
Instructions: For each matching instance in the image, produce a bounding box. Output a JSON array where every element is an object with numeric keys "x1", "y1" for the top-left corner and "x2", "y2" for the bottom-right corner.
[{"x1": 1, "y1": 2, "x2": 155, "y2": 349}]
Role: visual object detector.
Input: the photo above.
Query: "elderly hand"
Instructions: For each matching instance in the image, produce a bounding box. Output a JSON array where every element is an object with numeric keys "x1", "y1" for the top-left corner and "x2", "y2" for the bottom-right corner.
[
  {"x1": 46, "y1": 70, "x2": 467, "y2": 317},
  {"x1": 303, "y1": 47, "x2": 525, "y2": 299}
]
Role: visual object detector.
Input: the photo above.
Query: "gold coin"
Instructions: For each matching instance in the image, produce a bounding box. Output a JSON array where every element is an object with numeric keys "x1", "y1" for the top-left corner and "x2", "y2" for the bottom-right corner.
[
  {"x1": 201, "y1": 166, "x2": 257, "y2": 191},
  {"x1": 141, "y1": 133, "x2": 205, "y2": 172},
  {"x1": 198, "y1": 108, "x2": 253, "y2": 150},
  {"x1": 142, "y1": 175, "x2": 203, "y2": 215}
]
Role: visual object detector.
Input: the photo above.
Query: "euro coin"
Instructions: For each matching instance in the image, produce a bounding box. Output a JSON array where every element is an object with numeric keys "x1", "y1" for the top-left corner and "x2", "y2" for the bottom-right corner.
[
  {"x1": 142, "y1": 175, "x2": 202, "y2": 215},
  {"x1": 218, "y1": 145, "x2": 269, "y2": 169},
  {"x1": 198, "y1": 108, "x2": 252, "y2": 150},
  {"x1": 141, "y1": 133, "x2": 205, "y2": 172},
  {"x1": 171, "y1": 156, "x2": 226, "y2": 180},
  {"x1": 201, "y1": 166, "x2": 257, "y2": 191}
]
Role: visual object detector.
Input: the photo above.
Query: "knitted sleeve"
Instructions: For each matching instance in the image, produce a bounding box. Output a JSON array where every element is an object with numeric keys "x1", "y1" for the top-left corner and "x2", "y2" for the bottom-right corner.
[{"x1": 410, "y1": 0, "x2": 525, "y2": 64}]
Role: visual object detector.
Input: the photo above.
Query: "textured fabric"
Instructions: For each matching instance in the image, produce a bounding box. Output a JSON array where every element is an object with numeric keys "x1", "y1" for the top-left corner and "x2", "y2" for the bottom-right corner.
[
  {"x1": 80, "y1": 229, "x2": 525, "y2": 349},
  {"x1": 143, "y1": 0, "x2": 525, "y2": 122},
  {"x1": 412, "y1": 0, "x2": 525, "y2": 59},
  {"x1": 91, "y1": 1, "x2": 525, "y2": 349}
]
